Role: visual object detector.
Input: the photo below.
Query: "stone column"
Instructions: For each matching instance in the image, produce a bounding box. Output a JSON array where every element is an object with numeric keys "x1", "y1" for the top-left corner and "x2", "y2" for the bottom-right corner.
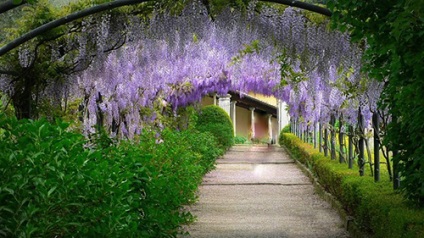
[
  {"x1": 277, "y1": 99, "x2": 290, "y2": 141},
  {"x1": 277, "y1": 99, "x2": 282, "y2": 133},
  {"x1": 250, "y1": 107, "x2": 255, "y2": 139},
  {"x1": 230, "y1": 101, "x2": 237, "y2": 136},
  {"x1": 268, "y1": 114, "x2": 273, "y2": 144},
  {"x1": 218, "y1": 94, "x2": 231, "y2": 116}
]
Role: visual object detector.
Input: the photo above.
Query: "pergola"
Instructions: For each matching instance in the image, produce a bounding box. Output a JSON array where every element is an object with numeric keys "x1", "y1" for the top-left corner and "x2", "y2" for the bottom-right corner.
[{"x1": 0, "y1": 0, "x2": 331, "y2": 56}]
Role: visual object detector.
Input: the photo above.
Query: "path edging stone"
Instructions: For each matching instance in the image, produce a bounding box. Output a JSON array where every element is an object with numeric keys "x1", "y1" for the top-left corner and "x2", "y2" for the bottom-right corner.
[{"x1": 279, "y1": 144, "x2": 368, "y2": 238}]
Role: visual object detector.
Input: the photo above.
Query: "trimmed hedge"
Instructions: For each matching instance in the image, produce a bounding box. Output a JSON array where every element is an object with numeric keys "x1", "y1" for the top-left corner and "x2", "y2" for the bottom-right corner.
[
  {"x1": 0, "y1": 116, "x2": 222, "y2": 237},
  {"x1": 279, "y1": 132, "x2": 424, "y2": 238},
  {"x1": 196, "y1": 105, "x2": 234, "y2": 150}
]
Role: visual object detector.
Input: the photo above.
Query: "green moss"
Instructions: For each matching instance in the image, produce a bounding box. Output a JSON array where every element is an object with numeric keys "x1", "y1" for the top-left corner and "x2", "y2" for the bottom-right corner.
[{"x1": 279, "y1": 132, "x2": 424, "y2": 238}]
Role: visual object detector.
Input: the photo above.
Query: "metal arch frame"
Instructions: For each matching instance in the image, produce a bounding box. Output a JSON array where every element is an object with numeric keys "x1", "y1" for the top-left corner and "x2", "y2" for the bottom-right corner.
[
  {"x1": 0, "y1": 0, "x2": 26, "y2": 14},
  {"x1": 0, "y1": 0, "x2": 331, "y2": 57}
]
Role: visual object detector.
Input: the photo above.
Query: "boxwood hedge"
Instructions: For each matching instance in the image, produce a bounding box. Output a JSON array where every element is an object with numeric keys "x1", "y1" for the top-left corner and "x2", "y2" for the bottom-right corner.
[{"x1": 279, "y1": 132, "x2": 424, "y2": 238}]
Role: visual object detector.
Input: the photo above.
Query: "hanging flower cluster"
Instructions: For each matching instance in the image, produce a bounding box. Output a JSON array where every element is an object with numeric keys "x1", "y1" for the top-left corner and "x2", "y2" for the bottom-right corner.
[{"x1": 74, "y1": 0, "x2": 382, "y2": 138}]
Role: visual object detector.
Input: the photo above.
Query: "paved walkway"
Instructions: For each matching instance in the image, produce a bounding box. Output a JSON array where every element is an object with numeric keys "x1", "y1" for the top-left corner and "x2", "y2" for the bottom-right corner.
[{"x1": 185, "y1": 145, "x2": 350, "y2": 238}]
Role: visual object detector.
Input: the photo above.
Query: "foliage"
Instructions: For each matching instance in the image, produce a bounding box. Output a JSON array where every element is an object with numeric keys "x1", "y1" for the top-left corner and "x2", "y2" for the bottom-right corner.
[
  {"x1": 328, "y1": 0, "x2": 424, "y2": 205},
  {"x1": 280, "y1": 132, "x2": 424, "y2": 238},
  {"x1": 196, "y1": 105, "x2": 234, "y2": 150},
  {"x1": 281, "y1": 124, "x2": 291, "y2": 133},
  {"x1": 0, "y1": 115, "x2": 221, "y2": 237},
  {"x1": 234, "y1": 135, "x2": 247, "y2": 144}
]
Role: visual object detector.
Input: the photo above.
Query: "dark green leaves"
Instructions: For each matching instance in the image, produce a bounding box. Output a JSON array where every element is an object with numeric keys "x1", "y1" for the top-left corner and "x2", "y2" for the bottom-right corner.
[
  {"x1": 0, "y1": 113, "x2": 221, "y2": 236},
  {"x1": 12, "y1": 0, "x2": 23, "y2": 5},
  {"x1": 329, "y1": 0, "x2": 424, "y2": 205}
]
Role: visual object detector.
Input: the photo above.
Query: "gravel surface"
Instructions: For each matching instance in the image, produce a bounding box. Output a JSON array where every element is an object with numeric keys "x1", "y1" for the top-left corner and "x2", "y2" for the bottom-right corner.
[{"x1": 184, "y1": 145, "x2": 350, "y2": 238}]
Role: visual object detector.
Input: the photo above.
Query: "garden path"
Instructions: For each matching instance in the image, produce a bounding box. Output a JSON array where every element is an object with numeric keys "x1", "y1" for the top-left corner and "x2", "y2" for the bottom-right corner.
[{"x1": 185, "y1": 144, "x2": 350, "y2": 238}]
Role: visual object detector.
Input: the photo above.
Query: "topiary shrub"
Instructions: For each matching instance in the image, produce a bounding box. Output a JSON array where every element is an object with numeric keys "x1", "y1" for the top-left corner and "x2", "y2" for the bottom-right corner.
[
  {"x1": 196, "y1": 105, "x2": 234, "y2": 150},
  {"x1": 234, "y1": 136, "x2": 247, "y2": 144}
]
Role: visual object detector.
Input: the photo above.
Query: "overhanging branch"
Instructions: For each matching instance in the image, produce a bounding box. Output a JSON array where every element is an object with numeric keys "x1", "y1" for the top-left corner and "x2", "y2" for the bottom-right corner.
[{"x1": 0, "y1": 0, "x2": 149, "y2": 57}]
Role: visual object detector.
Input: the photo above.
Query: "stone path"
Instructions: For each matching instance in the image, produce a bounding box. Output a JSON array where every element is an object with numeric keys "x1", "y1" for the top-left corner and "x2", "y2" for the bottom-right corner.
[{"x1": 185, "y1": 145, "x2": 350, "y2": 238}]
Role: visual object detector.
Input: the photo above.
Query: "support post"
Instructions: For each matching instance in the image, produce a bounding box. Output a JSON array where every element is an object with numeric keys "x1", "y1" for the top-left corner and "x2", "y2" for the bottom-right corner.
[
  {"x1": 290, "y1": 118, "x2": 293, "y2": 133},
  {"x1": 358, "y1": 108, "x2": 365, "y2": 176},
  {"x1": 313, "y1": 122, "x2": 317, "y2": 148},
  {"x1": 294, "y1": 119, "x2": 298, "y2": 137},
  {"x1": 305, "y1": 126, "x2": 309, "y2": 143},
  {"x1": 330, "y1": 114, "x2": 337, "y2": 160},
  {"x1": 230, "y1": 101, "x2": 237, "y2": 136},
  {"x1": 348, "y1": 125, "x2": 354, "y2": 169},
  {"x1": 249, "y1": 107, "x2": 255, "y2": 140},
  {"x1": 339, "y1": 114, "x2": 346, "y2": 163},
  {"x1": 324, "y1": 124, "x2": 328, "y2": 157},
  {"x1": 268, "y1": 114, "x2": 273, "y2": 144},
  {"x1": 218, "y1": 94, "x2": 231, "y2": 116},
  {"x1": 392, "y1": 116, "x2": 400, "y2": 189},
  {"x1": 319, "y1": 122, "x2": 322, "y2": 153},
  {"x1": 372, "y1": 112, "x2": 380, "y2": 182},
  {"x1": 393, "y1": 150, "x2": 400, "y2": 189}
]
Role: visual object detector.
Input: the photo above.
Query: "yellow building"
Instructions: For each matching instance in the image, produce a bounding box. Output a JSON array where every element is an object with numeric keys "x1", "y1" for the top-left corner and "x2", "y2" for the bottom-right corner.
[{"x1": 201, "y1": 92, "x2": 290, "y2": 144}]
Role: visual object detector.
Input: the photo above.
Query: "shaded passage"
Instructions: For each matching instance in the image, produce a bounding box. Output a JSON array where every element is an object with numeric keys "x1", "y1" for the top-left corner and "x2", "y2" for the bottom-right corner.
[{"x1": 185, "y1": 145, "x2": 350, "y2": 238}]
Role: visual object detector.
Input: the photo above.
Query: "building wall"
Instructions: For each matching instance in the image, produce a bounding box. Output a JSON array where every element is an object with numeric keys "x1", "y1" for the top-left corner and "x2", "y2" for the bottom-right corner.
[
  {"x1": 236, "y1": 107, "x2": 251, "y2": 138},
  {"x1": 247, "y1": 92, "x2": 277, "y2": 106},
  {"x1": 201, "y1": 96, "x2": 214, "y2": 107},
  {"x1": 200, "y1": 95, "x2": 283, "y2": 142},
  {"x1": 254, "y1": 113, "x2": 269, "y2": 140}
]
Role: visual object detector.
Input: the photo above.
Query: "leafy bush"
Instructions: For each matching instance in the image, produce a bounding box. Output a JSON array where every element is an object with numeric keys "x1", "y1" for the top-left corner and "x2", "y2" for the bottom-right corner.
[
  {"x1": 279, "y1": 132, "x2": 424, "y2": 238},
  {"x1": 234, "y1": 136, "x2": 247, "y2": 144},
  {"x1": 196, "y1": 105, "x2": 234, "y2": 150},
  {"x1": 329, "y1": 0, "x2": 424, "y2": 207},
  {"x1": 282, "y1": 124, "x2": 291, "y2": 133},
  {"x1": 0, "y1": 115, "x2": 221, "y2": 237},
  {"x1": 0, "y1": 116, "x2": 143, "y2": 237}
]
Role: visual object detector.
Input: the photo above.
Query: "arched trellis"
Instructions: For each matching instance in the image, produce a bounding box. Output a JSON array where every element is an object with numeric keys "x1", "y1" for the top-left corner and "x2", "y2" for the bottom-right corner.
[
  {"x1": 0, "y1": 0, "x2": 393, "y2": 184},
  {"x1": 0, "y1": 0, "x2": 331, "y2": 56}
]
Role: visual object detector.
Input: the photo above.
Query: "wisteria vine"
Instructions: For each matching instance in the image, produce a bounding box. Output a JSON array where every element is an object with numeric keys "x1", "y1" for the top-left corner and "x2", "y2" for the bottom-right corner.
[{"x1": 48, "y1": 1, "x2": 384, "y2": 138}]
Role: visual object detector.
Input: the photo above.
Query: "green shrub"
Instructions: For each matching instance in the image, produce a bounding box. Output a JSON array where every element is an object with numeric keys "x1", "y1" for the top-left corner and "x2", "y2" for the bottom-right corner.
[
  {"x1": 234, "y1": 136, "x2": 247, "y2": 144},
  {"x1": 282, "y1": 124, "x2": 291, "y2": 133},
  {"x1": 0, "y1": 116, "x2": 145, "y2": 237},
  {"x1": 196, "y1": 105, "x2": 234, "y2": 150},
  {"x1": 0, "y1": 115, "x2": 221, "y2": 237},
  {"x1": 279, "y1": 132, "x2": 424, "y2": 238},
  {"x1": 134, "y1": 128, "x2": 222, "y2": 236}
]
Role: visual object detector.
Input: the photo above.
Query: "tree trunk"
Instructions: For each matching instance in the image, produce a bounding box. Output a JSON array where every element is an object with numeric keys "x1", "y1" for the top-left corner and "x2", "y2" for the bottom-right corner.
[{"x1": 12, "y1": 76, "x2": 34, "y2": 119}]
